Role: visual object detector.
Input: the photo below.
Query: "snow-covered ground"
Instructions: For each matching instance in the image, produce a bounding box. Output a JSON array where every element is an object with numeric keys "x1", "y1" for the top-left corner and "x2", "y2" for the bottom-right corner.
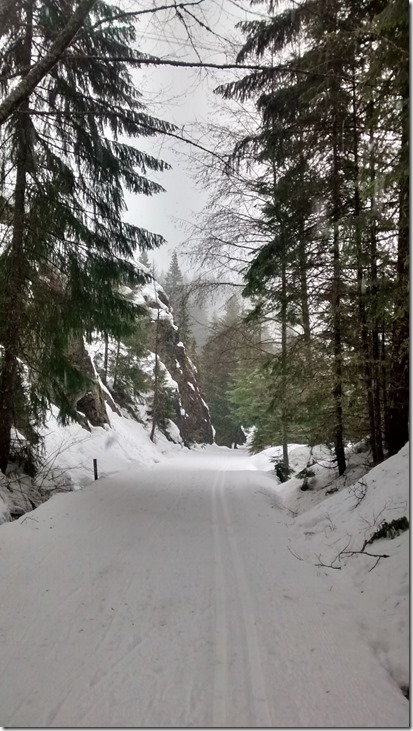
[
  {"x1": 40, "y1": 405, "x2": 185, "y2": 489},
  {"x1": 0, "y1": 403, "x2": 187, "y2": 526},
  {"x1": 280, "y1": 443, "x2": 410, "y2": 694},
  {"x1": 0, "y1": 440, "x2": 408, "y2": 727}
]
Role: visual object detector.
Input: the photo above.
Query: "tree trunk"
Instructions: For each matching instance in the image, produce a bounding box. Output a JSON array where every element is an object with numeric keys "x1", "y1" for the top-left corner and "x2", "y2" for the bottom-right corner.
[
  {"x1": 386, "y1": 79, "x2": 409, "y2": 455},
  {"x1": 281, "y1": 254, "x2": 289, "y2": 471},
  {"x1": 368, "y1": 98, "x2": 383, "y2": 463},
  {"x1": 351, "y1": 69, "x2": 378, "y2": 463},
  {"x1": 331, "y1": 85, "x2": 346, "y2": 476},
  {"x1": 297, "y1": 156, "x2": 311, "y2": 353},
  {"x1": 103, "y1": 331, "x2": 109, "y2": 384},
  {"x1": 380, "y1": 324, "x2": 390, "y2": 451},
  {"x1": 0, "y1": 1, "x2": 33, "y2": 473},
  {"x1": 112, "y1": 338, "x2": 120, "y2": 390},
  {"x1": 150, "y1": 306, "x2": 161, "y2": 443},
  {"x1": 270, "y1": 141, "x2": 289, "y2": 472}
]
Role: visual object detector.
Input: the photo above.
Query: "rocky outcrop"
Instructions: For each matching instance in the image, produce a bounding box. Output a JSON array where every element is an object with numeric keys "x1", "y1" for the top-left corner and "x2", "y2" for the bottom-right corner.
[
  {"x1": 157, "y1": 323, "x2": 213, "y2": 445},
  {"x1": 137, "y1": 280, "x2": 213, "y2": 444},
  {"x1": 66, "y1": 280, "x2": 213, "y2": 444},
  {"x1": 0, "y1": 273, "x2": 214, "y2": 525},
  {"x1": 67, "y1": 337, "x2": 109, "y2": 428}
]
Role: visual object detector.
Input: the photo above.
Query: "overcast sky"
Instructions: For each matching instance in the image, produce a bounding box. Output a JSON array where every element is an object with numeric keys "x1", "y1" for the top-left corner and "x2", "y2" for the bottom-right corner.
[{"x1": 123, "y1": 0, "x2": 257, "y2": 278}]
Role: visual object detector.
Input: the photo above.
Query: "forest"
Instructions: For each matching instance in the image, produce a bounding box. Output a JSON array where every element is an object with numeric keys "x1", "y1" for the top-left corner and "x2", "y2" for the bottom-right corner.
[
  {"x1": 0, "y1": 3, "x2": 409, "y2": 726},
  {"x1": 0, "y1": 0, "x2": 409, "y2": 477}
]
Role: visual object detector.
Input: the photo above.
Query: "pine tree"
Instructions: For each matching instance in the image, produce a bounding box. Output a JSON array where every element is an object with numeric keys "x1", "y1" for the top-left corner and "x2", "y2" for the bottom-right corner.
[
  {"x1": 164, "y1": 251, "x2": 191, "y2": 343},
  {"x1": 214, "y1": 0, "x2": 408, "y2": 467},
  {"x1": 139, "y1": 248, "x2": 150, "y2": 269},
  {"x1": 199, "y1": 296, "x2": 263, "y2": 448},
  {"x1": 0, "y1": 0, "x2": 174, "y2": 471}
]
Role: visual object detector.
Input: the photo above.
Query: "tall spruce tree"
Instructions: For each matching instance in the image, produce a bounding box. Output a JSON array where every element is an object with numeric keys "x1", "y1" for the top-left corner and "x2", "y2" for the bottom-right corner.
[
  {"x1": 164, "y1": 252, "x2": 191, "y2": 342},
  {"x1": 0, "y1": 0, "x2": 174, "y2": 471},
  {"x1": 200, "y1": 295, "x2": 264, "y2": 448},
  {"x1": 213, "y1": 0, "x2": 408, "y2": 468}
]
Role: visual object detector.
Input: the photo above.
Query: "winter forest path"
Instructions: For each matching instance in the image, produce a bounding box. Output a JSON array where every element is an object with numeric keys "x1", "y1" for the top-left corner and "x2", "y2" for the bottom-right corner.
[{"x1": 0, "y1": 448, "x2": 408, "y2": 727}]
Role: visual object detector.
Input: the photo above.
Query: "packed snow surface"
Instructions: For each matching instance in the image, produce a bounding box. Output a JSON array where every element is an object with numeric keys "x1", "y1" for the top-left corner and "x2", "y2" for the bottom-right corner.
[{"x1": 0, "y1": 446, "x2": 408, "y2": 727}]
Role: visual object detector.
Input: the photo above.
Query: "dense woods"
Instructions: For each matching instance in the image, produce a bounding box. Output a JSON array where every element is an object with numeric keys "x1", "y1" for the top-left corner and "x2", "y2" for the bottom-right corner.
[
  {"x1": 191, "y1": 0, "x2": 409, "y2": 473},
  {"x1": 0, "y1": 0, "x2": 408, "y2": 475}
]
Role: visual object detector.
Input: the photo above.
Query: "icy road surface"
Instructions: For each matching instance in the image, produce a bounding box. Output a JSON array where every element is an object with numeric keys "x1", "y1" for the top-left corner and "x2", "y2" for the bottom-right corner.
[{"x1": 0, "y1": 448, "x2": 408, "y2": 727}]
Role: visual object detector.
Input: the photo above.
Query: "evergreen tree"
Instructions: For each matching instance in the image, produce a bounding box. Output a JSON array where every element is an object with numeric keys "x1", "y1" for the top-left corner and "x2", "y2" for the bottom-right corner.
[
  {"x1": 164, "y1": 251, "x2": 191, "y2": 343},
  {"x1": 213, "y1": 0, "x2": 408, "y2": 468},
  {"x1": 0, "y1": 0, "x2": 174, "y2": 471},
  {"x1": 199, "y1": 295, "x2": 263, "y2": 448},
  {"x1": 139, "y1": 248, "x2": 150, "y2": 269}
]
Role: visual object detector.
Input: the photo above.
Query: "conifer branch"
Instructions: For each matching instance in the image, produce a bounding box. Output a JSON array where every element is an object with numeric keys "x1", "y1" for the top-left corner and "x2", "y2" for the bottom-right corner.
[
  {"x1": 0, "y1": 0, "x2": 97, "y2": 127},
  {"x1": 20, "y1": 108, "x2": 228, "y2": 166}
]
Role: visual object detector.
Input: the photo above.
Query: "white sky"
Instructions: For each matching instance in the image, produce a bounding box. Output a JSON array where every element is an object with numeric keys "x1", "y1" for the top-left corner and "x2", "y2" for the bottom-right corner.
[{"x1": 123, "y1": 0, "x2": 257, "y2": 277}]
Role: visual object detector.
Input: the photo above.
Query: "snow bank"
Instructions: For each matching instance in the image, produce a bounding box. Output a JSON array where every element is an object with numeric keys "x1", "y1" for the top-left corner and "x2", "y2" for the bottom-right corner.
[
  {"x1": 40, "y1": 405, "x2": 186, "y2": 490},
  {"x1": 270, "y1": 443, "x2": 409, "y2": 693},
  {"x1": 250, "y1": 443, "x2": 331, "y2": 473}
]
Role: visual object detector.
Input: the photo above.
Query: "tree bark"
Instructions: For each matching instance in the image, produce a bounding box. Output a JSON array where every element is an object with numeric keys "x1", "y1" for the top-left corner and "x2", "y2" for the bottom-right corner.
[
  {"x1": 368, "y1": 97, "x2": 384, "y2": 463},
  {"x1": 351, "y1": 68, "x2": 378, "y2": 463},
  {"x1": 386, "y1": 78, "x2": 409, "y2": 455},
  {"x1": 150, "y1": 307, "x2": 161, "y2": 443},
  {"x1": 331, "y1": 78, "x2": 346, "y2": 476},
  {"x1": 112, "y1": 338, "x2": 120, "y2": 391},
  {"x1": 0, "y1": 1, "x2": 33, "y2": 472},
  {"x1": 281, "y1": 254, "x2": 289, "y2": 471},
  {"x1": 103, "y1": 331, "x2": 109, "y2": 384}
]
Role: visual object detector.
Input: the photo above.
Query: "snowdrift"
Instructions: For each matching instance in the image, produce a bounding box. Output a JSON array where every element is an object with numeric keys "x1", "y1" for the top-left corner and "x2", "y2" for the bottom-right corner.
[{"x1": 254, "y1": 441, "x2": 409, "y2": 694}]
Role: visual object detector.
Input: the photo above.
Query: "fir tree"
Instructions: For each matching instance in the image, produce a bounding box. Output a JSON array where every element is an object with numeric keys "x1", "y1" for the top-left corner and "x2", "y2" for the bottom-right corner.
[
  {"x1": 0, "y1": 0, "x2": 175, "y2": 471},
  {"x1": 199, "y1": 296, "x2": 263, "y2": 448},
  {"x1": 213, "y1": 0, "x2": 408, "y2": 468},
  {"x1": 164, "y1": 251, "x2": 191, "y2": 343},
  {"x1": 139, "y1": 248, "x2": 150, "y2": 269}
]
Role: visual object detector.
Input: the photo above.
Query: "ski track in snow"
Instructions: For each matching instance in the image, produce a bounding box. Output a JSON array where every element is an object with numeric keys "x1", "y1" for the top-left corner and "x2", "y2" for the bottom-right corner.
[
  {"x1": 211, "y1": 468, "x2": 230, "y2": 727},
  {"x1": 0, "y1": 449, "x2": 408, "y2": 727},
  {"x1": 212, "y1": 463, "x2": 273, "y2": 727}
]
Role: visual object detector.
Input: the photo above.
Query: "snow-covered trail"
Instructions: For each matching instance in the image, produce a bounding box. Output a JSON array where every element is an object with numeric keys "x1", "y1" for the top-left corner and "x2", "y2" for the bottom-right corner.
[{"x1": 0, "y1": 449, "x2": 408, "y2": 727}]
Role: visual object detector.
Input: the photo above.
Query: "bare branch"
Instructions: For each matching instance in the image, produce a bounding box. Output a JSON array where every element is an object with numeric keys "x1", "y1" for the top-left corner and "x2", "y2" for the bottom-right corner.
[
  {"x1": 63, "y1": 54, "x2": 351, "y2": 83},
  {"x1": 287, "y1": 545, "x2": 304, "y2": 561},
  {"x1": 89, "y1": 2, "x2": 204, "y2": 31}
]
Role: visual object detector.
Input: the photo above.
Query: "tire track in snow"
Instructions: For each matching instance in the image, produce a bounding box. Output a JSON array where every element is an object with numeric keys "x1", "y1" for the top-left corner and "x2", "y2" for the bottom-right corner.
[
  {"x1": 218, "y1": 465, "x2": 273, "y2": 728},
  {"x1": 211, "y1": 468, "x2": 229, "y2": 727}
]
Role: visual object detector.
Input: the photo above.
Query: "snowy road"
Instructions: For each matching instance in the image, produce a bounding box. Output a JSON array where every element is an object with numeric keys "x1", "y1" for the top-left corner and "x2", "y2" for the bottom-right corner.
[{"x1": 0, "y1": 448, "x2": 408, "y2": 727}]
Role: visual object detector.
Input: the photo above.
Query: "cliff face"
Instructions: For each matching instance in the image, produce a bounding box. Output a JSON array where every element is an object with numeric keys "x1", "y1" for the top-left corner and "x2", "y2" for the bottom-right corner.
[
  {"x1": 143, "y1": 289, "x2": 213, "y2": 445},
  {"x1": 72, "y1": 276, "x2": 213, "y2": 446},
  {"x1": 129, "y1": 279, "x2": 214, "y2": 445}
]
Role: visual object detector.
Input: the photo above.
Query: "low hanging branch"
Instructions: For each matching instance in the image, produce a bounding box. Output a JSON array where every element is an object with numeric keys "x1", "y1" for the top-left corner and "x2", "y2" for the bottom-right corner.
[
  {"x1": 0, "y1": 1, "x2": 205, "y2": 127},
  {"x1": 18, "y1": 109, "x2": 229, "y2": 165},
  {"x1": 0, "y1": 0, "x2": 97, "y2": 126},
  {"x1": 64, "y1": 54, "x2": 352, "y2": 83}
]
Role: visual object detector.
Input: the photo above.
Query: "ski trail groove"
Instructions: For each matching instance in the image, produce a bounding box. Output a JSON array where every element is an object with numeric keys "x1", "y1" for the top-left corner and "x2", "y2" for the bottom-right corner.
[
  {"x1": 218, "y1": 465, "x2": 273, "y2": 728},
  {"x1": 211, "y1": 469, "x2": 229, "y2": 727}
]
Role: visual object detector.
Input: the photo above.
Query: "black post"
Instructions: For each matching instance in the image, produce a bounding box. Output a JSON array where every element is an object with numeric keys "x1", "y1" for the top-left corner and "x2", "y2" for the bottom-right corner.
[{"x1": 93, "y1": 458, "x2": 98, "y2": 480}]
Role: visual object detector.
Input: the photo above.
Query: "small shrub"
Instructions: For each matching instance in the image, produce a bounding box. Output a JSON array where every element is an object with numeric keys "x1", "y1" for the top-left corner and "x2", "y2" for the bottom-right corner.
[
  {"x1": 271, "y1": 457, "x2": 293, "y2": 483},
  {"x1": 366, "y1": 517, "x2": 409, "y2": 545},
  {"x1": 296, "y1": 466, "x2": 315, "y2": 480}
]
